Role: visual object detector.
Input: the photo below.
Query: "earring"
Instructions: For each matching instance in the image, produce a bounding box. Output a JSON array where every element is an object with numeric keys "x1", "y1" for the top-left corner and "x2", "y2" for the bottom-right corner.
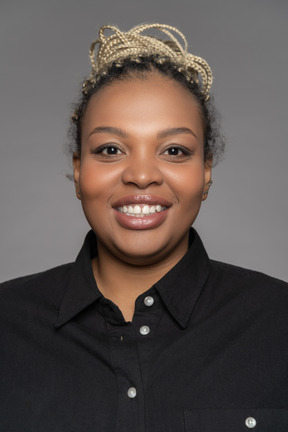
[
  {"x1": 203, "y1": 180, "x2": 213, "y2": 197},
  {"x1": 77, "y1": 190, "x2": 81, "y2": 198}
]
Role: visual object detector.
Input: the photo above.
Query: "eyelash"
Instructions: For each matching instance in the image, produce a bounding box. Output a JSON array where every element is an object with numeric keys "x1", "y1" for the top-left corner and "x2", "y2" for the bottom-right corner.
[
  {"x1": 162, "y1": 146, "x2": 191, "y2": 156},
  {"x1": 92, "y1": 144, "x2": 123, "y2": 155}
]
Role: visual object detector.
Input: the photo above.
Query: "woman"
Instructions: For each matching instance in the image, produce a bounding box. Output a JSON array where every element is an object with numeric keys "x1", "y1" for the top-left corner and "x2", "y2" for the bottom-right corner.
[{"x1": 1, "y1": 24, "x2": 287, "y2": 431}]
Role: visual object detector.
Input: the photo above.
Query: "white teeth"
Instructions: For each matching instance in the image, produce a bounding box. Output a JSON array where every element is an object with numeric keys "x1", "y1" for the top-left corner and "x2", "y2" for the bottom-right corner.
[
  {"x1": 133, "y1": 205, "x2": 141, "y2": 214},
  {"x1": 142, "y1": 205, "x2": 150, "y2": 215},
  {"x1": 117, "y1": 204, "x2": 166, "y2": 216}
]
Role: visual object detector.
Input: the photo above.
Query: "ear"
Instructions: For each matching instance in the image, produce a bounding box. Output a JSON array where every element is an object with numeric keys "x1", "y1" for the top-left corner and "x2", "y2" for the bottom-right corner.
[
  {"x1": 73, "y1": 151, "x2": 81, "y2": 199},
  {"x1": 202, "y1": 157, "x2": 213, "y2": 202}
]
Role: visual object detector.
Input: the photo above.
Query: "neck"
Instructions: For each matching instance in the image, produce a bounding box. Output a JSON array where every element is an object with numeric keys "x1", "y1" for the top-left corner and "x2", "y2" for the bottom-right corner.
[{"x1": 91, "y1": 238, "x2": 188, "y2": 322}]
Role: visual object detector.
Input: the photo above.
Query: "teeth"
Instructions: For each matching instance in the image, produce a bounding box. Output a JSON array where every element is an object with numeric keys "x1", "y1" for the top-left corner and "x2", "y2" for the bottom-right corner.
[
  {"x1": 133, "y1": 205, "x2": 141, "y2": 214},
  {"x1": 143, "y1": 205, "x2": 153, "y2": 214},
  {"x1": 117, "y1": 204, "x2": 167, "y2": 216}
]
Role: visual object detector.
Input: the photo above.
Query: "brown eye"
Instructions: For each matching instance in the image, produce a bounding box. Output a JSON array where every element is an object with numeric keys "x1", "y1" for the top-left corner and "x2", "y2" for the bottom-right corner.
[
  {"x1": 104, "y1": 146, "x2": 120, "y2": 155},
  {"x1": 93, "y1": 144, "x2": 123, "y2": 155},
  {"x1": 163, "y1": 146, "x2": 189, "y2": 156},
  {"x1": 167, "y1": 147, "x2": 181, "y2": 156}
]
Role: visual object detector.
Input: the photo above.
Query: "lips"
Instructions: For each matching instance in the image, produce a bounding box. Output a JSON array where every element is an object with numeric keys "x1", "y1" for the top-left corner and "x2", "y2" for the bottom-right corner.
[{"x1": 112, "y1": 195, "x2": 171, "y2": 230}]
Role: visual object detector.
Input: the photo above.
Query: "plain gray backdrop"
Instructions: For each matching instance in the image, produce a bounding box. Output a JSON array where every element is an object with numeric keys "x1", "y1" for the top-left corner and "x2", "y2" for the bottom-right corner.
[{"x1": 1, "y1": 0, "x2": 287, "y2": 282}]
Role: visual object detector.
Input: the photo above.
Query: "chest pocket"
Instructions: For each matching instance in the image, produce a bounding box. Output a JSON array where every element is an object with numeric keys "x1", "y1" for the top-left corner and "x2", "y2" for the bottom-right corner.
[{"x1": 184, "y1": 408, "x2": 288, "y2": 431}]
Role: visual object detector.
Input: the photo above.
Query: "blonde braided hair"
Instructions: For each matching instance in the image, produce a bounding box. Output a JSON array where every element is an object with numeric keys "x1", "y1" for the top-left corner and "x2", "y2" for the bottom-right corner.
[{"x1": 82, "y1": 23, "x2": 213, "y2": 100}]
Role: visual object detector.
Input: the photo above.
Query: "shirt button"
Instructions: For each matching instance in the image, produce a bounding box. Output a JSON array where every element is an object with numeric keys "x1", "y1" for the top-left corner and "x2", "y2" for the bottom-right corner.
[
  {"x1": 245, "y1": 417, "x2": 257, "y2": 428},
  {"x1": 127, "y1": 387, "x2": 137, "y2": 398},
  {"x1": 144, "y1": 296, "x2": 154, "y2": 307},
  {"x1": 139, "y1": 325, "x2": 150, "y2": 335}
]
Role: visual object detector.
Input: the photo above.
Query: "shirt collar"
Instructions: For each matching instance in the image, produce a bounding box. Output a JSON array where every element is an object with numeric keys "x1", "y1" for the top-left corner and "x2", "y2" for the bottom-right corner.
[
  {"x1": 154, "y1": 229, "x2": 211, "y2": 328},
  {"x1": 55, "y1": 228, "x2": 211, "y2": 328},
  {"x1": 55, "y1": 231, "x2": 101, "y2": 327}
]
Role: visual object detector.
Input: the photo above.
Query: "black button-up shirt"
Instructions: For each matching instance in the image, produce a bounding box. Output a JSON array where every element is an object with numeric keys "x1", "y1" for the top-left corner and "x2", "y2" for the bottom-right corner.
[{"x1": 1, "y1": 229, "x2": 288, "y2": 431}]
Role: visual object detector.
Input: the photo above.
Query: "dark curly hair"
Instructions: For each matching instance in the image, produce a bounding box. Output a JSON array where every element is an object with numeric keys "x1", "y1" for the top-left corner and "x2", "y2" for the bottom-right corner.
[{"x1": 67, "y1": 56, "x2": 225, "y2": 166}]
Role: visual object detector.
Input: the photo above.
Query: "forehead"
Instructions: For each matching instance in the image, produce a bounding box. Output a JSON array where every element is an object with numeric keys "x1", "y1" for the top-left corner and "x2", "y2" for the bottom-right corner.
[{"x1": 82, "y1": 74, "x2": 204, "y2": 140}]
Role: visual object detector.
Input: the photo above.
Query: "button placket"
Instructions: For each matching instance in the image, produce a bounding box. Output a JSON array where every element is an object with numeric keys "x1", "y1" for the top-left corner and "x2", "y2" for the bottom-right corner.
[{"x1": 138, "y1": 296, "x2": 154, "y2": 336}]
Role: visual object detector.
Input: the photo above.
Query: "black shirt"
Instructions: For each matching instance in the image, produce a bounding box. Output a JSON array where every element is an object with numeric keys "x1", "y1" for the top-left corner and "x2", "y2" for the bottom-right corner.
[{"x1": 1, "y1": 229, "x2": 288, "y2": 431}]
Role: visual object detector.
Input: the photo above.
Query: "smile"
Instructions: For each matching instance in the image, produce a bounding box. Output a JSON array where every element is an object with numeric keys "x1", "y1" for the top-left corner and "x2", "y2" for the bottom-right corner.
[{"x1": 116, "y1": 204, "x2": 167, "y2": 217}]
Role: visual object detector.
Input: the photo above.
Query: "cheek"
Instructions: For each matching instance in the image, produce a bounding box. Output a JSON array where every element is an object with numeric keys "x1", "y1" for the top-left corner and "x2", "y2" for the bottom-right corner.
[
  {"x1": 166, "y1": 164, "x2": 205, "y2": 201},
  {"x1": 79, "y1": 161, "x2": 119, "y2": 198}
]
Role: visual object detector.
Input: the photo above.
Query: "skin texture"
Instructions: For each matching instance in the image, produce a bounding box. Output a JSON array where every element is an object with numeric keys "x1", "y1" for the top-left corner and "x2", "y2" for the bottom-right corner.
[{"x1": 73, "y1": 74, "x2": 212, "y2": 321}]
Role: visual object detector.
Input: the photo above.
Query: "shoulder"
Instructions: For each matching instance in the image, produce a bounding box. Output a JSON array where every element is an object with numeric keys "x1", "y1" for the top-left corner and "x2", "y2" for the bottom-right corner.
[
  {"x1": 208, "y1": 259, "x2": 288, "y2": 310},
  {"x1": 210, "y1": 259, "x2": 287, "y2": 287},
  {"x1": 0, "y1": 263, "x2": 74, "y2": 310}
]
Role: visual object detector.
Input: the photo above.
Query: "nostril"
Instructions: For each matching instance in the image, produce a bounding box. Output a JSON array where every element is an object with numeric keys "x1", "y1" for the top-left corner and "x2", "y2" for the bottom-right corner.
[{"x1": 121, "y1": 163, "x2": 163, "y2": 188}]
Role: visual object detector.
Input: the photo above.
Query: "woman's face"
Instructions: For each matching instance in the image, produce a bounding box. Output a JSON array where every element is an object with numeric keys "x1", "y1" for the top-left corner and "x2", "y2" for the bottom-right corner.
[{"x1": 73, "y1": 74, "x2": 212, "y2": 266}]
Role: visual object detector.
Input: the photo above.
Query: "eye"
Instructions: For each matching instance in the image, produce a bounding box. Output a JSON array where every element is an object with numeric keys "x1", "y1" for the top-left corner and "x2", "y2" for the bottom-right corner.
[
  {"x1": 102, "y1": 146, "x2": 122, "y2": 155},
  {"x1": 164, "y1": 147, "x2": 183, "y2": 156},
  {"x1": 92, "y1": 144, "x2": 124, "y2": 156},
  {"x1": 162, "y1": 146, "x2": 190, "y2": 157}
]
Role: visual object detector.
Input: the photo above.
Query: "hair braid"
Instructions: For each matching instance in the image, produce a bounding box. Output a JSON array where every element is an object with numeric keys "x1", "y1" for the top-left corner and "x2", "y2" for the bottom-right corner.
[{"x1": 83, "y1": 23, "x2": 213, "y2": 99}]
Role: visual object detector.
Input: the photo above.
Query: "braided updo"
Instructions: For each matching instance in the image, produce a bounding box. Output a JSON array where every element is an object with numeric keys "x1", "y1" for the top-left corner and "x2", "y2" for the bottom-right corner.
[{"x1": 68, "y1": 23, "x2": 225, "y2": 165}]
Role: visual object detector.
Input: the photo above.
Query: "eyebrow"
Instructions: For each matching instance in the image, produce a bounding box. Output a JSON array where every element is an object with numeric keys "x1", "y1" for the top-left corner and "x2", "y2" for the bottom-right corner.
[
  {"x1": 88, "y1": 126, "x2": 197, "y2": 139},
  {"x1": 88, "y1": 126, "x2": 128, "y2": 138},
  {"x1": 157, "y1": 127, "x2": 197, "y2": 139}
]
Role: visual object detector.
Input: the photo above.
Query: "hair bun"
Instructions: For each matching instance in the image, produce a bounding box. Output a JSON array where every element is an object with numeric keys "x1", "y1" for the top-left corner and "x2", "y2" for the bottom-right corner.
[{"x1": 84, "y1": 23, "x2": 213, "y2": 99}]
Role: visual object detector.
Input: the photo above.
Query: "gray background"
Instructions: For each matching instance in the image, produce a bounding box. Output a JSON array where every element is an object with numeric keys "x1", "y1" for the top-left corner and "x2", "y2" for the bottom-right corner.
[{"x1": 1, "y1": 0, "x2": 287, "y2": 282}]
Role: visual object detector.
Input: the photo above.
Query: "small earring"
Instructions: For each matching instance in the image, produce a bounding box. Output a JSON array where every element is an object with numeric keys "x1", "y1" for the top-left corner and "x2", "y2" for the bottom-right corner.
[
  {"x1": 203, "y1": 180, "x2": 213, "y2": 197},
  {"x1": 77, "y1": 190, "x2": 81, "y2": 198}
]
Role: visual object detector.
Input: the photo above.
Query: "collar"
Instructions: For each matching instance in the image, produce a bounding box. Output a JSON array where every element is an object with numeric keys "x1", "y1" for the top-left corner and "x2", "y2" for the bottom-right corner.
[
  {"x1": 55, "y1": 228, "x2": 211, "y2": 328},
  {"x1": 154, "y1": 229, "x2": 211, "y2": 328},
  {"x1": 55, "y1": 231, "x2": 101, "y2": 327}
]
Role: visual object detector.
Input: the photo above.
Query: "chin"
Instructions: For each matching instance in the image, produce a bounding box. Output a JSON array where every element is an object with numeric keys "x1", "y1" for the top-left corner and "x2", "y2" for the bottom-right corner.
[
  {"x1": 110, "y1": 230, "x2": 187, "y2": 266},
  {"x1": 114, "y1": 241, "x2": 166, "y2": 262}
]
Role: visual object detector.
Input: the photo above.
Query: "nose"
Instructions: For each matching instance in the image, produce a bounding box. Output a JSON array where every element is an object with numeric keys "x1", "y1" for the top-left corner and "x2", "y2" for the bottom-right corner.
[{"x1": 121, "y1": 154, "x2": 163, "y2": 189}]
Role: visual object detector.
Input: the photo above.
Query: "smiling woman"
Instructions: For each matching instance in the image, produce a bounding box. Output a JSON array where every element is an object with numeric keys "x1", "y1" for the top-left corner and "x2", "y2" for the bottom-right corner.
[
  {"x1": 1, "y1": 23, "x2": 288, "y2": 432},
  {"x1": 73, "y1": 75, "x2": 211, "y2": 320}
]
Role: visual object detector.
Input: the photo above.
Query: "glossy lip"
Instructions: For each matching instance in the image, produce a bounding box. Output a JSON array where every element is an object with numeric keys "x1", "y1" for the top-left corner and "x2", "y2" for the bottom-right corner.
[
  {"x1": 112, "y1": 194, "x2": 172, "y2": 208},
  {"x1": 113, "y1": 207, "x2": 169, "y2": 230},
  {"x1": 112, "y1": 195, "x2": 172, "y2": 230}
]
